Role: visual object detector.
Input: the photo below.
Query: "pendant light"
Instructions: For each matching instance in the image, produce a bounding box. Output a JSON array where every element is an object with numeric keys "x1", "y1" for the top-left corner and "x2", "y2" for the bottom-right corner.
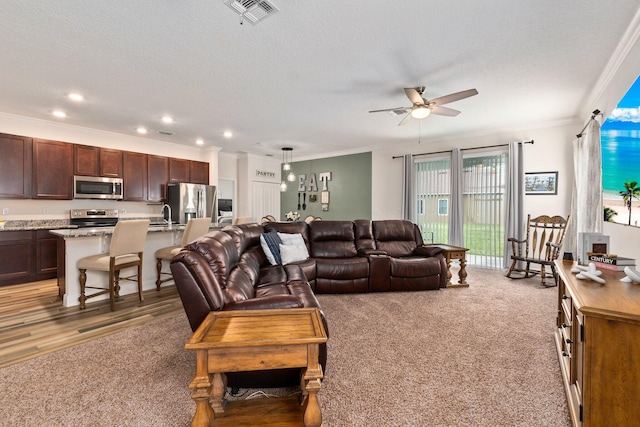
[
  {"x1": 282, "y1": 147, "x2": 296, "y2": 183},
  {"x1": 281, "y1": 147, "x2": 294, "y2": 191}
]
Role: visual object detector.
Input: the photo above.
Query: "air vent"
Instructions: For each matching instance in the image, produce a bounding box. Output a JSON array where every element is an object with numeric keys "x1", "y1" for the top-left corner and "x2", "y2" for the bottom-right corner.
[
  {"x1": 158, "y1": 130, "x2": 174, "y2": 136},
  {"x1": 225, "y1": 0, "x2": 279, "y2": 25},
  {"x1": 388, "y1": 109, "x2": 408, "y2": 117}
]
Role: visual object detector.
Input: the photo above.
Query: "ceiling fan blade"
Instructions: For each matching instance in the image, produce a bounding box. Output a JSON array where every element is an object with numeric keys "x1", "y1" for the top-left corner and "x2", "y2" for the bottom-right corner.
[
  {"x1": 430, "y1": 89, "x2": 478, "y2": 106},
  {"x1": 404, "y1": 88, "x2": 425, "y2": 105},
  {"x1": 397, "y1": 113, "x2": 413, "y2": 126},
  {"x1": 430, "y1": 106, "x2": 461, "y2": 117},
  {"x1": 368, "y1": 107, "x2": 409, "y2": 114}
]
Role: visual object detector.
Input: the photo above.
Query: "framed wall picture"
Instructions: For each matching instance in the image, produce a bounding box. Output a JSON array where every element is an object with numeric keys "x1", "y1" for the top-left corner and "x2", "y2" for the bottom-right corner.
[{"x1": 525, "y1": 171, "x2": 558, "y2": 195}]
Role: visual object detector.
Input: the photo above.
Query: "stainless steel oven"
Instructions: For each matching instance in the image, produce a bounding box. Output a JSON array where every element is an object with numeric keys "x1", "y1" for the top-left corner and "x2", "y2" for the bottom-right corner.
[
  {"x1": 74, "y1": 175, "x2": 123, "y2": 200},
  {"x1": 70, "y1": 209, "x2": 119, "y2": 228}
]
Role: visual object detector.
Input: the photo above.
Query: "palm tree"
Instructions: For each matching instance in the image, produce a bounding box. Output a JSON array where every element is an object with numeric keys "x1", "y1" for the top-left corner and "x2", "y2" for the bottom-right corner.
[
  {"x1": 604, "y1": 206, "x2": 618, "y2": 222},
  {"x1": 619, "y1": 180, "x2": 640, "y2": 225}
]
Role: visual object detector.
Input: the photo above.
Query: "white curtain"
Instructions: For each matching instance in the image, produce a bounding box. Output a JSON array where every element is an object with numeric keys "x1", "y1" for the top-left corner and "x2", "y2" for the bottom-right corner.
[
  {"x1": 448, "y1": 148, "x2": 464, "y2": 246},
  {"x1": 503, "y1": 141, "x2": 524, "y2": 268},
  {"x1": 401, "y1": 154, "x2": 413, "y2": 221},
  {"x1": 565, "y1": 119, "x2": 602, "y2": 260}
]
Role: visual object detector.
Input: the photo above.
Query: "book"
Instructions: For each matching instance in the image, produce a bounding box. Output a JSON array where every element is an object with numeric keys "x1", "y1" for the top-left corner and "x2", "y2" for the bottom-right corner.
[
  {"x1": 588, "y1": 254, "x2": 636, "y2": 266},
  {"x1": 590, "y1": 261, "x2": 634, "y2": 272}
]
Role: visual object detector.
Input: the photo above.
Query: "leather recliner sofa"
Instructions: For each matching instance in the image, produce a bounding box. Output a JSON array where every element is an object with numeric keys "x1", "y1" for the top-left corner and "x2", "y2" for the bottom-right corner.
[{"x1": 170, "y1": 219, "x2": 446, "y2": 388}]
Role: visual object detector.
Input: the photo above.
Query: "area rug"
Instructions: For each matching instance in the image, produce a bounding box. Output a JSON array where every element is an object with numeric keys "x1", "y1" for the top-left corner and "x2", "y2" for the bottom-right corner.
[{"x1": 0, "y1": 267, "x2": 570, "y2": 426}]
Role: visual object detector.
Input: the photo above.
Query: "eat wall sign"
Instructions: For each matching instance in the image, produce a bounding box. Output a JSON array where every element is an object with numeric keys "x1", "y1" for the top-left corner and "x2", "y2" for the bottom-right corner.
[{"x1": 297, "y1": 172, "x2": 331, "y2": 192}]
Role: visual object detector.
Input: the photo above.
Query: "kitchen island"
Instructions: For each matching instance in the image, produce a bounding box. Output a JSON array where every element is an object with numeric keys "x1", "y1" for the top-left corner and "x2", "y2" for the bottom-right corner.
[{"x1": 51, "y1": 223, "x2": 218, "y2": 308}]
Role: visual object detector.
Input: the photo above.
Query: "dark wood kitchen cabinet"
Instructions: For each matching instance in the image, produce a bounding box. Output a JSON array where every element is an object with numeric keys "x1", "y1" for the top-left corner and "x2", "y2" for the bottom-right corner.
[
  {"x1": 0, "y1": 133, "x2": 32, "y2": 199},
  {"x1": 169, "y1": 157, "x2": 190, "y2": 183},
  {"x1": 99, "y1": 148, "x2": 123, "y2": 177},
  {"x1": 74, "y1": 145, "x2": 123, "y2": 178},
  {"x1": 73, "y1": 144, "x2": 100, "y2": 176},
  {"x1": 123, "y1": 151, "x2": 148, "y2": 201},
  {"x1": 32, "y1": 139, "x2": 73, "y2": 199},
  {"x1": 190, "y1": 160, "x2": 209, "y2": 184},
  {"x1": 35, "y1": 230, "x2": 58, "y2": 276},
  {"x1": 0, "y1": 230, "x2": 57, "y2": 287},
  {"x1": 147, "y1": 154, "x2": 169, "y2": 202}
]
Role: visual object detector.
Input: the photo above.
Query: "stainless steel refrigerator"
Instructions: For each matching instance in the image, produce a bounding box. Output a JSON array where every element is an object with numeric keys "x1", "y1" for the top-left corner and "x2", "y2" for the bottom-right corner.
[{"x1": 166, "y1": 183, "x2": 217, "y2": 225}]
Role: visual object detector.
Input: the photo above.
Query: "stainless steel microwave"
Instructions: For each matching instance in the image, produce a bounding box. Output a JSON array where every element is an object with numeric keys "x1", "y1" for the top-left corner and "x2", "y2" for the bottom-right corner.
[{"x1": 73, "y1": 175, "x2": 123, "y2": 200}]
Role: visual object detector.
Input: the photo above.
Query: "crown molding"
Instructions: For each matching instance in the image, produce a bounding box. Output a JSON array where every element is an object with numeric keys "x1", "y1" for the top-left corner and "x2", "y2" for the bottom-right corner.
[{"x1": 580, "y1": 6, "x2": 640, "y2": 119}]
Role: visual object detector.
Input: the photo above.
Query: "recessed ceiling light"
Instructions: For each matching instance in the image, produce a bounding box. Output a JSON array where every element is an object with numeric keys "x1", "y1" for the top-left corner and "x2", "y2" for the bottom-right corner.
[
  {"x1": 136, "y1": 127, "x2": 148, "y2": 134},
  {"x1": 68, "y1": 93, "x2": 84, "y2": 102},
  {"x1": 52, "y1": 110, "x2": 67, "y2": 118},
  {"x1": 223, "y1": 131, "x2": 233, "y2": 138},
  {"x1": 195, "y1": 138, "x2": 204, "y2": 145},
  {"x1": 161, "y1": 116, "x2": 174, "y2": 124}
]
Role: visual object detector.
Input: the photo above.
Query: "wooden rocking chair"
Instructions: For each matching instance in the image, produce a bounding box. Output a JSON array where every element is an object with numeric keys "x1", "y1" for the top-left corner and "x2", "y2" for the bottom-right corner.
[{"x1": 506, "y1": 214, "x2": 570, "y2": 287}]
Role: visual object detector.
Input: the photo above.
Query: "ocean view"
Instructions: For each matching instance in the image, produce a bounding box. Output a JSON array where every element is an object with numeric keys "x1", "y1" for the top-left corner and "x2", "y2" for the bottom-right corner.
[{"x1": 601, "y1": 129, "x2": 640, "y2": 198}]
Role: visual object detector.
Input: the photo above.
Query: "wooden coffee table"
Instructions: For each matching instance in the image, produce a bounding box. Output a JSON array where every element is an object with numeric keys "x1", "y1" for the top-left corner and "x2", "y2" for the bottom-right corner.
[
  {"x1": 184, "y1": 308, "x2": 327, "y2": 427},
  {"x1": 427, "y1": 244, "x2": 469, "y2": 287}
]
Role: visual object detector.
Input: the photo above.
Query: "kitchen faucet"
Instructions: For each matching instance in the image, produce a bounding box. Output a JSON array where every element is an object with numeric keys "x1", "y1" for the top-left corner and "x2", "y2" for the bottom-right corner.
[{"x1": 162, "y1": 204, "x2": 172, "y2": 229}]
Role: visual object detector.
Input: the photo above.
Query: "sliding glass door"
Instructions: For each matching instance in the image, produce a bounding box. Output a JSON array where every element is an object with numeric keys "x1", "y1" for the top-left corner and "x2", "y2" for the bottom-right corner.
[
  {"x1": 461, "y1": 151, "x2": 507, "y2": 268},
  {"x1": 414, "y1": 148, "x2": 507, "y2": 268},
  {"x1": 414, "y1": 155, "x2": 451, "y2": 244}
]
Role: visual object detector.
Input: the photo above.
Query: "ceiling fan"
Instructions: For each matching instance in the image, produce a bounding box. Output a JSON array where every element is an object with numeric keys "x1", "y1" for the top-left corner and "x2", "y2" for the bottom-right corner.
[{"x1": 369, "y1": 86, "x2": 478, "y2": 126}]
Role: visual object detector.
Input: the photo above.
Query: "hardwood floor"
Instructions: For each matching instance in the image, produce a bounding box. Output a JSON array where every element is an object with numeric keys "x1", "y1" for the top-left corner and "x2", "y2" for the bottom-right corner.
[{"x1": 0, "y1": 279, "x2": 184, "y2": 368}]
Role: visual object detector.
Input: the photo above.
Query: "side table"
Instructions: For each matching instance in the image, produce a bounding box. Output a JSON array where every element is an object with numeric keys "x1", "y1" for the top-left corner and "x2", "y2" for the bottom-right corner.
[
  {"x1": 427, "y1": 244, "x2": 469, "y2": 287},
  {"x1": 184, "y1": 308, "x2": 328, "y2": 427}
]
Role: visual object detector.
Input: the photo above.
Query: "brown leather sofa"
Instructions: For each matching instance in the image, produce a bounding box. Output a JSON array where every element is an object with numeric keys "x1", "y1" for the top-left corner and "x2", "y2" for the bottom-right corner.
[{"x1": 170, "y1": 219, "x2": 446, "y2": 388}]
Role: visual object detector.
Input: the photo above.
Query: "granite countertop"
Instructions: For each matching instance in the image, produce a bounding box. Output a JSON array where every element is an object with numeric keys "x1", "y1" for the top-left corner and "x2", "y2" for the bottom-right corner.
[
  {"x1": 0, "y1": 220, "x2": 76, "y2": 232},
  {"x1": 50, "y1": 224, "x2": 187, "y2": 238},
  {"x1": 1, "y1": 218, "x2": 222, "y2": 235}
]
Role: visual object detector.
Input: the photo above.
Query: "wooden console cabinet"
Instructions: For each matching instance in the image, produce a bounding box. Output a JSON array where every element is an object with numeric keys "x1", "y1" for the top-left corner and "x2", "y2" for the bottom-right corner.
[{"x1": 555, "y1": 261, "x2": 640, "y2": 427}]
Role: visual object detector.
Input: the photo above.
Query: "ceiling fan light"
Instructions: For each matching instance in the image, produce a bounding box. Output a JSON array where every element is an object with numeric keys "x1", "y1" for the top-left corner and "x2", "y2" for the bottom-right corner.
[{"x1": 411, "y1": 106, "x2": 431, "y2": 119}]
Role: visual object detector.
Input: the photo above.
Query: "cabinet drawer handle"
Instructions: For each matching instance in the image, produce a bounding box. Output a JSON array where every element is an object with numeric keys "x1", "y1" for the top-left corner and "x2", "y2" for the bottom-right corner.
[
  {"x1": 562, "y1": 351, "x2": 569, "y2": 357},
  {"x1": 562, "y1": 323, "x2": 568, "y2": 329},
  {"x1": 562, "y1": 294, "x2": 569, "y2": 300},
  {"x1": 565, "y1": 338, "x2": 573, "y2": 344}
]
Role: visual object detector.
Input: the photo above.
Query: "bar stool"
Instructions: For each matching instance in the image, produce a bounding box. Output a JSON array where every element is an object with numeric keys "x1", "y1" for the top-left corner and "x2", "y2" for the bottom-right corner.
[
  {"x1": 78, "y1": 220, "x2": 150, "y2": 311},
  {"x1": 232, "y1": 216, "x2": 253, "y2": 225},
  {"x1": 155, "y1": 217, "x2": 211, "y2": 290}
]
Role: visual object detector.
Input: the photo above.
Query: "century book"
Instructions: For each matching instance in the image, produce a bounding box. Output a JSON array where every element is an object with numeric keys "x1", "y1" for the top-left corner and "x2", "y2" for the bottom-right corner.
[{"x1": 588, "y1": 254, "x2": 636, "y2": 266}]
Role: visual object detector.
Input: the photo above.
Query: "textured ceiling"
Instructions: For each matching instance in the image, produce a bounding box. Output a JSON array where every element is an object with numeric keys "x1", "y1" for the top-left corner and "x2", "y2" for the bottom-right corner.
[{"x1": 0, "y1": 1, "x2": 638, "y2": 158}]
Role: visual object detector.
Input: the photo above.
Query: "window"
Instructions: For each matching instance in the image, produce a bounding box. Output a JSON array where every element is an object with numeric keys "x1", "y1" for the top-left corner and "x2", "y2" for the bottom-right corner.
[
  {"x1": 601, "y1": 75, "x2": 640, "y2": 227},
  {"x1": 437, "y1": 199, "x2": 448, "y2": 216},
  {"x1": 414, "y1": 150, "x2": 507, "y2": 268}
]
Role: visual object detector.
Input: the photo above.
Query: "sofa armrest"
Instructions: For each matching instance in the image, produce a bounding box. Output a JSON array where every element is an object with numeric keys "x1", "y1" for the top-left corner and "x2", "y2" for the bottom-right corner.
[
  {"x1": 358, "y1": 248, "x2": 387, "y2": 256},
  {"x1": 414, "y1": 245, "x2": 444, "y2": 257},
  {"x1": 223, "y1": 295, "x2": 304, "y2": 311}
]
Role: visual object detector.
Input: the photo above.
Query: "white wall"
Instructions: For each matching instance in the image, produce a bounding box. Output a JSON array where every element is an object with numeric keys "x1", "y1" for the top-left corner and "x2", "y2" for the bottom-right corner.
[{"x1": 372, "y1": 120, "x2": 577, "y2": 221}]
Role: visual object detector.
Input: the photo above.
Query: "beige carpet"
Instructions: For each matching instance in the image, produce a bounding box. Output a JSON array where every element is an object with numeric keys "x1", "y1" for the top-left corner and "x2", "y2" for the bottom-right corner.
[{"x1": 0, "y1": 267, "x2": 570, "y2": 426}]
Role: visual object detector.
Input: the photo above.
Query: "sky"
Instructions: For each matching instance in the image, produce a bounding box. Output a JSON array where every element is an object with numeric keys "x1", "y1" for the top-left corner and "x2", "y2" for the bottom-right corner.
[{"x1": 602, "y1": 75, "x2": 640, "y2": 129}]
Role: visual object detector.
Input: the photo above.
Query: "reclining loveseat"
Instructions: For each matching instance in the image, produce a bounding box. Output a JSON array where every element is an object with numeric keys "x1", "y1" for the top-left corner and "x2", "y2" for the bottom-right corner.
[{"x1": 170, "y1": 219, "x2": 446, "y2": 387}]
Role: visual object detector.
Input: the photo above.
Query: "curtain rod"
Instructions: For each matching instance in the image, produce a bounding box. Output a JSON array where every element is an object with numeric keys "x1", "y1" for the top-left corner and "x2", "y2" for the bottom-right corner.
[
  {"x1": 392, "y1": 140, "x2": 534, "y2": 159},
  {"x1": 576, "y1": 109, "x2": 603, "y2": 138}
]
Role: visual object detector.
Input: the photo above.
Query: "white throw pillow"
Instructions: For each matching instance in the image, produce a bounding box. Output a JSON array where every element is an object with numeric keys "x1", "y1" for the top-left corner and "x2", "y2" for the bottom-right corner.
[
  {"x1": 279, "y1": 242, "x2": 310, "y2": 265},
  {"x1": 277, "y1": 232, "x2": 305, "y2": 246}
]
